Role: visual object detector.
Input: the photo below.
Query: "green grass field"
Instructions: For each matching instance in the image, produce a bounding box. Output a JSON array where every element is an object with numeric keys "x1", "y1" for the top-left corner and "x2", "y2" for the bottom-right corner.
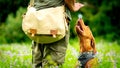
[{"x1": 0, "y1": 38, "x2": 120, "y2": 68}]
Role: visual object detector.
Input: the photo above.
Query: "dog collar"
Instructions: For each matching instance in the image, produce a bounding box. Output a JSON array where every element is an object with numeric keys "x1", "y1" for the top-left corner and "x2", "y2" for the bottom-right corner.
[{"x1": 78, "y1": 51, "x2": 95, "y2": 68}]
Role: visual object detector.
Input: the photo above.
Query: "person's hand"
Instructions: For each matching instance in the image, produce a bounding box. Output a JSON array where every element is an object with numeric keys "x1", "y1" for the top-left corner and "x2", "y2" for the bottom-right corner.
[{"x1": 74, "y1": 3, "x2": 84, "y2": 11}]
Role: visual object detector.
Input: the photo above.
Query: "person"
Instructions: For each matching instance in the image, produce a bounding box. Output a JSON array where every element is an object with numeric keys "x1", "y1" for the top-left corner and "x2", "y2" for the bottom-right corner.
[{"x1": 29, "y1": 0, "x2": 84, "y2": 68}]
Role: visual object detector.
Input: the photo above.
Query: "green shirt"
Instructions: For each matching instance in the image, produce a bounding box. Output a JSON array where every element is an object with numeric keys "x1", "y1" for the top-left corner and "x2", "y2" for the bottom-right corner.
[{"x1": 30, "y1": 0, "x2": 71, "y2": 20}]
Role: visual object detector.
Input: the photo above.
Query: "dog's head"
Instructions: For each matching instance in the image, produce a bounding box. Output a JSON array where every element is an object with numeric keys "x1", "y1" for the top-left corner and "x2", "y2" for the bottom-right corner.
[
  {"x1": 76, "y1": 19, "x2": 97, "y2": 54},
  {"x1": 76, "y1": 19, "x2": 92, "y2": 38}
]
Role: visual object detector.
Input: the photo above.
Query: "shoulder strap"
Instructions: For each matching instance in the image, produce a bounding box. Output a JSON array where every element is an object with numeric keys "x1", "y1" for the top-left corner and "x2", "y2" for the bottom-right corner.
[{"x1": 30, "y1": 0, "x2": 34, "y2": 6}]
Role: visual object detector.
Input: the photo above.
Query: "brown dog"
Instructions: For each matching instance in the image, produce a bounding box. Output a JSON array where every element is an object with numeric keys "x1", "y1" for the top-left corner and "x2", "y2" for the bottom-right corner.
[{"x1": 75, "y1": 17, "x2": 98, "y2": 68}]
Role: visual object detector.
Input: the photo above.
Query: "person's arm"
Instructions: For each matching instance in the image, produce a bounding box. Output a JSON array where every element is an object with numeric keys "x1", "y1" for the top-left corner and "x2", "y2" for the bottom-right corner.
[
  {"x1": 64, "y1": 0, "x2": 84, "y2": 12},
  {"x1": 64, "y1": 0, "x2": 75, "y2": 11}
]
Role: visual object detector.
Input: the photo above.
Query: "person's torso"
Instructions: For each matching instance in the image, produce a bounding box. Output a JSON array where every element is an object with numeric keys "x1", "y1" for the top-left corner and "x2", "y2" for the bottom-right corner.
[
  {"x1": 33, "y1": 0, "x2": 64, "y2": 10},
  {"x1": 30, "y1": 0, "x2": 71, "y2": 20}
]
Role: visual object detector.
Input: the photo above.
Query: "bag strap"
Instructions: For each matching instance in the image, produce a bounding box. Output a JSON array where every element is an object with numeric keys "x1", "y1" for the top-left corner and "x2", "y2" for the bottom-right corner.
[{"x1": 29, "y1": 0, "x2": 34, "y2": 6}]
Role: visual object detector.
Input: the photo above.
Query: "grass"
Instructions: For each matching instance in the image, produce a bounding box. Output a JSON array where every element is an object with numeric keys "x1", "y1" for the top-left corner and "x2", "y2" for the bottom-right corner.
[
  {"x1": 0, "y1": 43, "x2": 32, "y2": 68},
  {"x1": 0, "y1": 38, "x2": 120, "y2": 68}
]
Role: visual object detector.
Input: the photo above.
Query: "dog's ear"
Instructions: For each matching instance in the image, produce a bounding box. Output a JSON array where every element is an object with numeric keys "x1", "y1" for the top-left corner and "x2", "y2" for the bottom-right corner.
[{"x1": 91, "y1": 37, "x2": 97, "y2": 54}]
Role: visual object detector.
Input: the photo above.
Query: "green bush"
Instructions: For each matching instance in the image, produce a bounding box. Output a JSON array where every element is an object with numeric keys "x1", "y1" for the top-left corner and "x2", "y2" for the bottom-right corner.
[{"x1": 0, "y1": 7, "x2": 30, "y2": 44}]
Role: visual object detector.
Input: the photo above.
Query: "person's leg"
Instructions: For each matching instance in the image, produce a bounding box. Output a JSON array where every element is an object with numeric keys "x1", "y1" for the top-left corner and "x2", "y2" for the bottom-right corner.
[
  {"x1": 32, "y1": 27, "x2": 69, "y2": 68},
  {"x1": 42, "y1": 30, "x2": 69, "y2": 67},
  {"x1": 32, "y1": 41, "x2": 44, "y2": 68}
]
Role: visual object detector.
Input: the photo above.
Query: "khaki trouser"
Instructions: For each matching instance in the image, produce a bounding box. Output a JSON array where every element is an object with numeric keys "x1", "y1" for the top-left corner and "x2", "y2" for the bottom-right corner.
[{"x1": 32, "y1": 30, "x2": 69, "y2": 68}]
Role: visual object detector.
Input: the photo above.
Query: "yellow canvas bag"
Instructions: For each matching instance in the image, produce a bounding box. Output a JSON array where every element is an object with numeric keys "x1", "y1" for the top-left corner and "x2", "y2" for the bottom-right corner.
[{"x1": 22, "y1": 6, "x2": 68, "y2": 43}]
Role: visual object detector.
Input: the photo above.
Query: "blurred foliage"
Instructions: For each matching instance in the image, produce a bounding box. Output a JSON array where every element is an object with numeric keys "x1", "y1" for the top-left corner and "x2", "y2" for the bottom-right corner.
[
  {"x1": 70, "y1": 0, "x2": 120, "y2": 43},
  {"x1": 0, "y1": 0, "x2": 120, "y2": 43},
  {"x1": 0, "y1": 7, "x2": 30, "y2": 44},
  {"x1": 0, "y1": 0, "x2": 29, "y2": 23}
]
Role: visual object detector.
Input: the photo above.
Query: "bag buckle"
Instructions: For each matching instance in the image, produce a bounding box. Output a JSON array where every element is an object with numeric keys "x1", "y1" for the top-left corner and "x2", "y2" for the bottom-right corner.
[
  {"x1": 29, "y1": 29, "x2": 37, "y2": 37},
  {"x1": 50, "y1": 30, "x2": 58, "y2": 38}
]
